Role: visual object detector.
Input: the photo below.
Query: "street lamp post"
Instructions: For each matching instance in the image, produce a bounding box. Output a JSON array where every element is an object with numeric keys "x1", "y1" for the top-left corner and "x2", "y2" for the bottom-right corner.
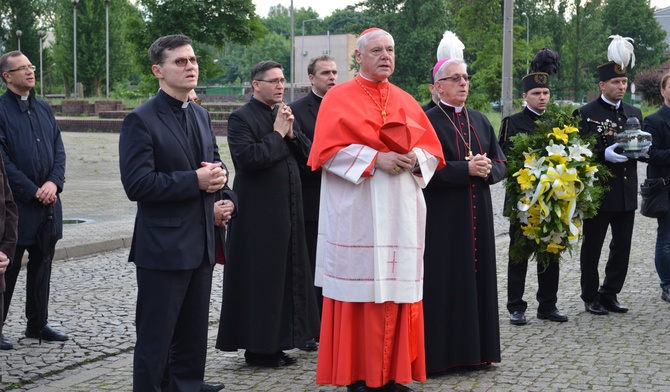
[
  {"x1": 38, "y1": 30, "x2": 45, "y2": 97},
  {"x1": 16, "y1": 30, "x2": 22, "y2": 51},
  {"x1": 521, "y1": 12, "x2": 529, "y2": 74},
  {"x1": 301, "y1": 18, "x2": 321, "y2": 84},
  {"x1": 105, "y1": 0, "x2": 110, "y2": 99},
  {"x1": 73, "y1": 0, "x2": 79, "y2": 98},
  {"x1": 290, "y1": 0, "x2": 294, "y2": 102}
]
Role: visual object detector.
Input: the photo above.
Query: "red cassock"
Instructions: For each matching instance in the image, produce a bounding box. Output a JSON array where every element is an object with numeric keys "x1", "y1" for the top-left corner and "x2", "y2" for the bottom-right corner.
[{"x1": 309, "y1": 76, "x2": 445, "y2": 387}]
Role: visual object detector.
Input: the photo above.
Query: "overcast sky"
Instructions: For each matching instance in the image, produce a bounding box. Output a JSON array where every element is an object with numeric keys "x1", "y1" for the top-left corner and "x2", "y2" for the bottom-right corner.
[
  {"x1": 252, "y1": 0, "x2": 359, "y2": 18},
  {"x1": 652, "y1": 0, "x2": 670, "y2": 10}
]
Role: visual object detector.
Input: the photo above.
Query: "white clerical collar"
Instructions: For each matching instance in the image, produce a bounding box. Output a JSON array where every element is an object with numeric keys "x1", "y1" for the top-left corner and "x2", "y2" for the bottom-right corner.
[
  {"x1": 20, "y1": 95, "x2": 28, "y2": 101},
  {"x1": 357, "y1": 73, "x2": 388, "y2": 83},
  {"x1": 527, "y1": 107, "x2": 544, "y2": 116},
  {"x1": 601, "y1": 94, "x2": 620, "y2": 109},
  {"x1": 311, "y1": 89, "x2": 324, "y2": 99},
  {"x1": 440, "y1": 100, "x2": 464, "y2": 113},
  {"x1": 358, "y1": 73, "x2": 374, "y2": 82}
]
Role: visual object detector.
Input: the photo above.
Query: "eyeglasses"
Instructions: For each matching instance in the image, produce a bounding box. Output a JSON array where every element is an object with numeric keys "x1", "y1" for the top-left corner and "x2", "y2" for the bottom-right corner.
[
  {"x1": 4, "y1": 65, "x2": 36, "y2": 73},
  {"x1": 161, "y1": 56, "x2": 200, "y2": 67},
  {"x1": 256, "y1": 78, "x2": 286, "y2": 86},
  {"x1": 438, "y1": 74, "x2": 471, "y2": 83}
]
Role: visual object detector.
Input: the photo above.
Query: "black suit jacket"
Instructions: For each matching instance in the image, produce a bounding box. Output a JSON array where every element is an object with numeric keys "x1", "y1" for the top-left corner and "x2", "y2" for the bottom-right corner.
[
  {"x1": 645, "y1": 105, "x2": 670, "y2": 180},
  {"x1": 119, "y1": 91, "x2": 222, "y2": 270},
  {"x1": 575, "y1": 97, "x2": 642, "y2": 212},
  {"x1": 290, "y1": 91, "x2": 322, "y2": 222}
]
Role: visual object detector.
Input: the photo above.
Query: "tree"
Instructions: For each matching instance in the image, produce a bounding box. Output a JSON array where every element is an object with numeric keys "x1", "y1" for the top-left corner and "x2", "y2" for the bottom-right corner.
[
  {"x1": 133, "y1": 0, "x2": 266, "y2": 93},
  {"x1": 0, "y1": 0, "x2": 52, "y2": 67},
  {"x1": 359, "y1": 0, "x2": 451, "y2": 97},
  {"x1": 52, "y1": 0, "x2": 141, "y2": 98},
  {"x1": 448, "y1": 0, "x2": 506, "y2": 107},
  {"x1": 139, "y1": 0, "x2": 266, "y2": 50},
  {"x1": 323, "y1": 7, "x2": 372, "y2": 35},
  {"x1": 634, "y1": 68, "x2": 665, "y2": 106},
  {"x1": 602, "y1": 0, "x2": 668, "y2": 74},
  {"x1": 241, "y1": 32, "x2": 291, "y2": 81}
]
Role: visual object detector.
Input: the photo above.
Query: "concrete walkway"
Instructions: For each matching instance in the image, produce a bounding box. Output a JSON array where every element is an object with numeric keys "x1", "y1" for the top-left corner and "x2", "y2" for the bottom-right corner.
[{"x1": 1, "y1": 132, "x2": 669, "y2": 391}]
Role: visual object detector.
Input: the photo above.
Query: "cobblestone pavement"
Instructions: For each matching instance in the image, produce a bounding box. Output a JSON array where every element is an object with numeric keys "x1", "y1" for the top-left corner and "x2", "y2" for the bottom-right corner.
[{"x1": 1, "y1": 132, "x2": 669, "y2": 391}]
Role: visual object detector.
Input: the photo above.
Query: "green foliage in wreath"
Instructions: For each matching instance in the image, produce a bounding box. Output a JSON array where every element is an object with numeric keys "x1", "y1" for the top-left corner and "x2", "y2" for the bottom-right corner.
[{"x1": 503, "y1": 104, "x2": 610, "y2": 270}]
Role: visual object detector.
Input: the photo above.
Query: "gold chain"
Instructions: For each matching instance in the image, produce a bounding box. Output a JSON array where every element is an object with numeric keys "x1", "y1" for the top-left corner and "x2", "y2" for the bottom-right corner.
[
  {"x1": 355, "y1": 76, "x2": 390, "y2": 124},
  {"x1": 437, "y1": 103, "x2": 473, "y2": 160}
]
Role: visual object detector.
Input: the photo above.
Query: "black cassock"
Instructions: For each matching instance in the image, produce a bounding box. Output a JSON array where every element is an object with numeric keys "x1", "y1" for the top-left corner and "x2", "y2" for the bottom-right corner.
[
  {"x1": 216, "y1": 97, "x2": 320, "y2": 354},
  {"x1": 423, "y1": 103, "x2": 506, "y2": 373}
]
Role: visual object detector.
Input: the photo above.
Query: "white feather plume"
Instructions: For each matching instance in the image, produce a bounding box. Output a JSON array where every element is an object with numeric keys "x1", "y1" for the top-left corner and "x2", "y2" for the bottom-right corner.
[
  {"x1": 607, "y1": 35, "x2": 635, "y2": 69},
  {"x1": 437, "y1": 31, "x2": 464, "y2": 61}
]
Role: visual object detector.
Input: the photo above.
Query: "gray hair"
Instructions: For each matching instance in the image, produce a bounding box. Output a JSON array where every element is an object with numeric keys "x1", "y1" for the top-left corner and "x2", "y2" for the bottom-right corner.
[
  {"x1": 434, "y1": 58, "x2": 467, "y2": 80},
  {"x1": 356, "y1": 29, "x2": 394, "y2": 52}
]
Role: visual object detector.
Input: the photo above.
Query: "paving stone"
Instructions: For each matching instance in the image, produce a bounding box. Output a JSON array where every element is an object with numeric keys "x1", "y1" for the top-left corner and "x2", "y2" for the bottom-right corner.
[{"x1": 2, "y1": 133, "x2": 670, "y2": 390}]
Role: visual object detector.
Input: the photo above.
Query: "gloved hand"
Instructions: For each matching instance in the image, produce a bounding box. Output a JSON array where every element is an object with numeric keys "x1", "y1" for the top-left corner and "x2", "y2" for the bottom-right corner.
[
  {"x1": 637, "y1": 145, "x2": 650, "y2": 162},
  {"x1": 605, "y1": 143, "x2": 628, "y2": 163}
]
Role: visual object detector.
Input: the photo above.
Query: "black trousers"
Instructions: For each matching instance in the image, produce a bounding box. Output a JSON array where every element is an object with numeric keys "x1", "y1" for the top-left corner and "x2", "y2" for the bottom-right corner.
[
  {"x1": 506, "y1": 224, "x2": 560, "y2": 313},
  {"x1": 579, "y1": 210, "x2": 635, "y2": 303},
  {"x1": 0, "y1": 291, "x2": 4, "y2": 337},
  {"x1": 3, "y1": 245, "x2": 47, "y2": 329},
  {"x1": 133, "y1": 260, "x2": 213, "y2": 392},
  {"x1": 304, "y1": 219, "x2": 323, "y2": 322}
]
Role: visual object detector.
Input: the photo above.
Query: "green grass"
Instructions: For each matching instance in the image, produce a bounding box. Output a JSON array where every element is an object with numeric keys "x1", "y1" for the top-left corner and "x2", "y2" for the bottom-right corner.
[{"x1": 483, "y1": 111, "x2": 503, "y2": 135}]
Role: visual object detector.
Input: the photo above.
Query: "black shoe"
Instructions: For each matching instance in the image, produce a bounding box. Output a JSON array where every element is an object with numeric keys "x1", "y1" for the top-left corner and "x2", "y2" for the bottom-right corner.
[
  {"x1": 201, "y1": 383, "x2": 224, "y2": 391},
  {"x1": 347, "y1": 381, "x2": 368, "y2": 392},
  {"x1": 584, "y1": 301, "x2": 608, "y2": 315},
  {"x1": 299, "y1": 338, "x2": 318, "y2": 351},
  {"x1": 277, "y1": 351, "x2": 297, "y2": 365},
  {"x1": 390, "y1": 383, "x2": 414, "y2": 392},
  {"x1": 244, "y1": 351, "x2": 297, "y2": 367},
  {"x1": 537, "y1": 308, "x2": 568, "y2": 322},
  {"x1": 600, "y1": 298, "x2": 628, "y2": 313},
  {"x1": 375, "y1": 381, "x2": 414, "y2": 392},
  {"x1": 25, "y1": 325, "x2": 69, "y2": 341},
  {"x1": 0, "y1": 334, "x2": 13, "y2": 350},
  {"x1": 244, "y1": 351, "x2": 283, "y2": 368},
  {"x1": 509, "y1": 310, "x2": 527, "y2": 325},
  {"x1": 661, "y1": 287, "x2": 670, "y2": 303}
]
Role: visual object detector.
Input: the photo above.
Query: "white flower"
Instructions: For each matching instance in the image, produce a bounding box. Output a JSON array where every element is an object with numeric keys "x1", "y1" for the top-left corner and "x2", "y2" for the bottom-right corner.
[
  {"x1": 541, "y1": 230, "x2": 565, "y2": 244},
  {"x1": 567, "y1": 142, "x2": 593, "y2": 162},
  {"x1": 545, "y1": 143, "x2": 567, "y2": 157},
  {"x1": 524, "y1": 154, "x2": 547, "y2": 178}
]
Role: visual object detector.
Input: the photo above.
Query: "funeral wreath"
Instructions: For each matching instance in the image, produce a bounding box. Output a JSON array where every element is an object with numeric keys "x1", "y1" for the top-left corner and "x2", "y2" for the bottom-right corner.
[{"x1": 504, "y1": 104, "x2": 609, "y2": 270}]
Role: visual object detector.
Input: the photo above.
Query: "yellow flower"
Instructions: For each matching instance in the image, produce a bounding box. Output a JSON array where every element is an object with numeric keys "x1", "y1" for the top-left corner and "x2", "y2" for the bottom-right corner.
[
  {"x1": 516, "y1": 168, "x2": 536, "y2": 191},
  {"x1": 545, "y1": 241, "x2": 566, "y2": 254},
  {"x1": 527, "y1": 209, "x2": 542, "y2": 226},
  {"x1": 547, "y1": 127, "x2": 569, "y2": 144},
  {"x1": 563, "y1": 125, "x2": 579, "y2": 134},
  {"x1": 541, "y1": 164, "x2": 581, "y2": 200},
  {"x1": 522, "y1": 224, "x2": 541, "y2": 242}
]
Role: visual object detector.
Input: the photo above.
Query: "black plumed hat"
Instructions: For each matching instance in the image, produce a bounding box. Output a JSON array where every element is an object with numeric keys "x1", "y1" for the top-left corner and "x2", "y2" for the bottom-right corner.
[{"x1": 523, "y1": 48, "x2": 559, "y2": 92}]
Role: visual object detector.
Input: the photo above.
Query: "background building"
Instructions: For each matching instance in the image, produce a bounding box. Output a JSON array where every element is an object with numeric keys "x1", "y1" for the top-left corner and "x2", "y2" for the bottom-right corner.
[{"x1": 293, "y1": 33, "x2": 357, "y2": 87}]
